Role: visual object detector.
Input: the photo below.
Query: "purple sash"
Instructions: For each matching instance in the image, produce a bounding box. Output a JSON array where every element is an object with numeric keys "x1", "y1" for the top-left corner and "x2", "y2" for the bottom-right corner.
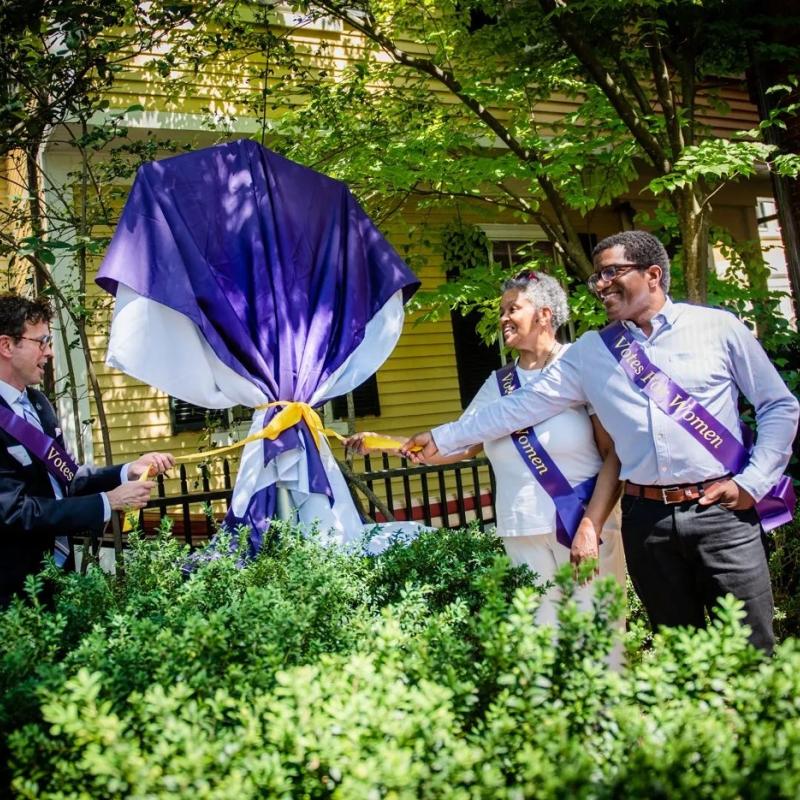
[
  {"x1": 599, "y1": 322, "x2": 796, "y2": 531},
  {"x1": 0, "y1": 404, "x2": 78, "y2": 489},
  {"x1": 495, "y1": 363, "x2": 596, "y2": 547}
]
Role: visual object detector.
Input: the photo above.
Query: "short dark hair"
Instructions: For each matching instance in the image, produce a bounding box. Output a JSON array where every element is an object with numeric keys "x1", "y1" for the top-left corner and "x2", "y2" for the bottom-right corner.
[
  {"x1": 0, "y1": 294, "x2": 53, "y2": 339},
  {"x1": 592, "y1": 230, "x2": 671, "y2": 293}
]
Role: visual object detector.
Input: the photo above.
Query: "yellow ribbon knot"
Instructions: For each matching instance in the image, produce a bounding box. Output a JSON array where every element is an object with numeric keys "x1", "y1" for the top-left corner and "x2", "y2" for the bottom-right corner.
[{"x1": 165, "y1": 400, "x2": 420, "y2": 466}]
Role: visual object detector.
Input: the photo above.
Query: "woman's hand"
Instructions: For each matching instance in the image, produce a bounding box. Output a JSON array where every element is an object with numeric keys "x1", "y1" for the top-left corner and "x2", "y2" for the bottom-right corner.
[
  {"x1": 570, "y1": 517, "x2": 600, "y2": 579},
  {"x1": 342, "y1": 432, "x2": 377, "y2": 456}
]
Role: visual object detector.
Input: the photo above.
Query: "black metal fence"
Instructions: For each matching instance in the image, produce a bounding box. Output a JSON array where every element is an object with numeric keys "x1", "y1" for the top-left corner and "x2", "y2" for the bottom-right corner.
[
  {"x1": 136, "y1": 454, "x2": 497, "y2": 547},
  {"x1": 357, "y1": 452, "x2": 496, "y2": 529}
]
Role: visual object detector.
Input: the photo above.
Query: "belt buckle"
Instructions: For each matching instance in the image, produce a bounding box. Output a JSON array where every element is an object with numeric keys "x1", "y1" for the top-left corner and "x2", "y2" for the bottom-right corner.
[{"x1": 661, "y1": 485, "x2": 682, "y2": 504}]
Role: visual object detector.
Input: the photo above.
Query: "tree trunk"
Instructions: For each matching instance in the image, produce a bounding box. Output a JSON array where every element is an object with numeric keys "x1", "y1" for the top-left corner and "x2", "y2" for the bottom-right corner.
[
  {"x1": 738, "y1": 239, "x2": 774, "y2": 339},
  {"x1": 676, "y1": 188, "x2": 710, "y2": 303},
  {"x1": 749, "y1": 40, "x2": 800, "y2": 322},
  {"x1": 24, "y1": 145, "x2": 55, "y2": 398},
  {"x1": 52, "y1": 300, "x2": 85, "y2": 461}
]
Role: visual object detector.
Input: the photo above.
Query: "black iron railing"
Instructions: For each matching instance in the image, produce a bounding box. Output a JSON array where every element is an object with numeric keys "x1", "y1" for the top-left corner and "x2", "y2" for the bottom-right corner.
[{"x1": 134, "y1": 454, "x2": 497, "y2": 547}]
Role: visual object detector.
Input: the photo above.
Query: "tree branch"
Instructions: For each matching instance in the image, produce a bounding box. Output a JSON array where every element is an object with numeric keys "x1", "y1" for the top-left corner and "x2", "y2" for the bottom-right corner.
[
  {"x1": 538, "y1": 0, "x2": 670, "y2": 173},
  {"x1": 613, "y1": 56, "x2": 654, "y2": 118},
  {"x1": 336, "y1": 456, "x2": 394, "y2": 522},
  {"x1": 645, "y1": 25, "x2": 684, "y2": 160},
  {"x1": 495, "y1": 182, "x2": 591, "y2": 276},
  {"x1": 314, "y1": 2, "x2": 592, "y2": 276}
]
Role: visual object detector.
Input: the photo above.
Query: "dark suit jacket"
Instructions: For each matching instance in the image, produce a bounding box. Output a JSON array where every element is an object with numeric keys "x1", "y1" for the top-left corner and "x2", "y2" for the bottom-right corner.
[{"x1": 0, "y1": 387, "x2": 122, "y2": 604}]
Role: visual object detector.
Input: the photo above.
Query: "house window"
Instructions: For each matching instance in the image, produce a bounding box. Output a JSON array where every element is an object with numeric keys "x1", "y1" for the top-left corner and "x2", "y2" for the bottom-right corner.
[
  {"x1": 448, "y1": 303, "x2": 501, "y2": 410},
  {"x1": 447, "y1": 227, "x2": 559, "y2": 409},
  {"x1": 330, "y1": 374, "x2": 381, "y2": 419},
  {"x1": 579, "y1": 232, "x2": 597, "y2": 259},
  {"x1": 445, "y1": 234, "x2": 548, "y2": 409},
  {"x1": 757, "y1": 198, "x2": 780, "y2": 235},
  {"x1": 491, "y1": 239, "x2": 554, "y2": 268},
  {"x1": 169, "y1": 397, "x2": 227, "y2": 434}
]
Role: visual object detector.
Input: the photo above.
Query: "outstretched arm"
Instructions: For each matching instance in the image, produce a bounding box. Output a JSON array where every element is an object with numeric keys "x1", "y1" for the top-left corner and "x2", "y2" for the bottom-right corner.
[
  {"x1": 430, "y1": 347, "x2": 587, "y2": 456},
  {"x1": 345, "y1": 431, "x2": 481, "y2": 464}
]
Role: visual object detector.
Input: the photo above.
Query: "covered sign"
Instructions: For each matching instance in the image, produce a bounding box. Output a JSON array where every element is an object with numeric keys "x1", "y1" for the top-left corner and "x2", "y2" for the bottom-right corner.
[{"x1": 97, "y1": 139, "x2": 419, "y2": 551}]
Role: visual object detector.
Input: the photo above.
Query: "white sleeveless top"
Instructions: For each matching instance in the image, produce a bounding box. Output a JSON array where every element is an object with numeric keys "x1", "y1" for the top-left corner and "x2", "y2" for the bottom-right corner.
[{"x1": 463, "y1": 345, "x2": 620, "y2": 537}]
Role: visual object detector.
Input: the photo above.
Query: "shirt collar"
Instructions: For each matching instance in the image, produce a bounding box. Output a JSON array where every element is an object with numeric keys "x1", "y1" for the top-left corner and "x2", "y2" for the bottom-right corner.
[
  {"x1": 623, "y1": 296, "x2": 674, "y2": 338},
  {"x1": 0, "y1": 378, "x2": 27, "y2": 408}
]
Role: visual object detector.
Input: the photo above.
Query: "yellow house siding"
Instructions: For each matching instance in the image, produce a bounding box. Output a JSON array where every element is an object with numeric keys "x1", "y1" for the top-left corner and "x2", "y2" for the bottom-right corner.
[
  {"x1": 0, "y1": 152, "x2": 32, "y2": 291},
  {"x1": 102, "y1": 17, "x2": 759, "y2": 144}
]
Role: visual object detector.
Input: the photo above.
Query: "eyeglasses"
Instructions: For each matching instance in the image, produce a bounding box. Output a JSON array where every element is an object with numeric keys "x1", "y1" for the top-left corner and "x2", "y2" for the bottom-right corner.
[
  {"x1": 17, "y1": 334, "x2": 53, "y2": 350},
  {"x1": 514, "y1": 270, "x2": 540, "y2": 282},
  {"x1": 587, "y1": 263, "x2": 648, "y2": 295}
]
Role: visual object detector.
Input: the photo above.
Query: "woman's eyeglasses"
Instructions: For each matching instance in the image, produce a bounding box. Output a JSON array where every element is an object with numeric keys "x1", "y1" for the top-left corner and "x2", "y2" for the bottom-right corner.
[
  {"x1": 587, "y1": 263, "x2": 648, "y2": 295},
  {"x1": 514, "y1": 270, "x2": 540, "y2": 282}
]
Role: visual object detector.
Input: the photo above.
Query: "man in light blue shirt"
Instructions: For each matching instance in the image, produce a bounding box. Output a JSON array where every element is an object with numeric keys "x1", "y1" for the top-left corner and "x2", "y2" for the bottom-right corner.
[{"x1": 405, "y1": 231, "x2": 799, "y2": 652}]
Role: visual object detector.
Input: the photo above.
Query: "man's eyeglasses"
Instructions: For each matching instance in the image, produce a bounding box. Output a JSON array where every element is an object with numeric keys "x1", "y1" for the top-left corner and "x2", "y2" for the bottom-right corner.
[
  {"x1": 587, "y1": 263, "x2": 648, "y2": 295},
  {"x1": 17, "y1": 334, "x2": 53, "y2": 350}
]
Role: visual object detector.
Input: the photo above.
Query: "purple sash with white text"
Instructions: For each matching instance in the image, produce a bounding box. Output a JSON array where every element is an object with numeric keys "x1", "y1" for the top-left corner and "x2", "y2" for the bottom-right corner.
[
  {"x1": 0, "y1": 404, "x2": 78, "y2": 488},
  {"x1": 599, "y1": 321, "x2": 796, "y2": 531},
  {"x1": 495, "y1": 363, "x2": 596, "y2": 547}
]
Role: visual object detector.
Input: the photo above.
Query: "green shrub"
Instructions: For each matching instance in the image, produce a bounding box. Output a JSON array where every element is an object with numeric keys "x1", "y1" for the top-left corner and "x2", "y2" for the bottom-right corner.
[
  {"x1": 2, "y1": 521, "x2": 800, "y2": 798},
  {"x1": 769, "y1": 511, "x2": 800, "y2": 640}
]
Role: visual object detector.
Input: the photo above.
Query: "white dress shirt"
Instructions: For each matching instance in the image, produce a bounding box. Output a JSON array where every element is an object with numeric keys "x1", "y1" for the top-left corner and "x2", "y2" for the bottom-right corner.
[{"x1": 434, "y1": 299, "x2": 799, "y2": 502}]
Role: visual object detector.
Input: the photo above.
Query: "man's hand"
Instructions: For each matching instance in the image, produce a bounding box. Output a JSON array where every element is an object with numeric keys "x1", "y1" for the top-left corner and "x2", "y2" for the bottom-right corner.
[
  {"x1": 401, "y1": 431, "x2": 438, "y2": 463},
  {"x1": 570, "y1": 518, "x2": 600, "y2": 579},
  {"x1": 107, "y1": 481, "x2": 155, "y2": 511},
  {"x1": 128, "y1": 452, "x2": 175, "y2": 480},
  {"x1": 698, "y1": 479, "x2": 755, "y2": 511}
]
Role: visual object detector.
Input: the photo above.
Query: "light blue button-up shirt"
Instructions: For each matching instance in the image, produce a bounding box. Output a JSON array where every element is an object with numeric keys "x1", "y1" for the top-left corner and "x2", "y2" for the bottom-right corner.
[{"x1": 434, "y1": 299, "x2": 799, "y2": 501}]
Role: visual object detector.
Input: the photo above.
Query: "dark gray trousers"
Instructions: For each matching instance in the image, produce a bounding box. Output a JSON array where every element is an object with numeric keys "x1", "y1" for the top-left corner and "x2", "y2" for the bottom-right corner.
[{"x1": 621, "y1": 495, "x2": 774, "y2": 653}]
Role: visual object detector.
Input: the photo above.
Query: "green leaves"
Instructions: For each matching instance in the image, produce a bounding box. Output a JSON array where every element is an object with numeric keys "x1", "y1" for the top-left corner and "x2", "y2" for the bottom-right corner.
[
  {"x1": 3, "y1": 515, "x2": 800, "y2": 797},
  {"x1": 649, "y1": 139, "x2": 778, "y2": 194}
]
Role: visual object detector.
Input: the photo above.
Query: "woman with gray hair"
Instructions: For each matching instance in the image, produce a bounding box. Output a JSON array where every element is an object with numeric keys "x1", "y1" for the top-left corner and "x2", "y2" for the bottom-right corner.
[
  {"x1": 471, "y1": 269, "x2": 625, "y2": 629},
  {"x1": 348, "y1": 270, "x2": 625, "y2": 632}
]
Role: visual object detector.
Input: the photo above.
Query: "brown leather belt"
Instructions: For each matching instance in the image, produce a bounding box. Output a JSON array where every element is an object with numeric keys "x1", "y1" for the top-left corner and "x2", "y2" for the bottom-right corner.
[{"x1": 624, "y1": 476, "x2": 730, "y2": 505}]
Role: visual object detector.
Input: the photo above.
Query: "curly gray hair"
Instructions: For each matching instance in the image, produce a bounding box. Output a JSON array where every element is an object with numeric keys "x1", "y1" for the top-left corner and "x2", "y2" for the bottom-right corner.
[{"x1": 502, "y1": 271, "x2": 569, "y2": 330}]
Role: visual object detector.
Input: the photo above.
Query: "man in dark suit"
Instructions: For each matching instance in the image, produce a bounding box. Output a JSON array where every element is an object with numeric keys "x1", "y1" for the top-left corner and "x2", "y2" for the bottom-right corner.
[{"x1": 0, "y1": 294, "x2": 174, "y2": 606}]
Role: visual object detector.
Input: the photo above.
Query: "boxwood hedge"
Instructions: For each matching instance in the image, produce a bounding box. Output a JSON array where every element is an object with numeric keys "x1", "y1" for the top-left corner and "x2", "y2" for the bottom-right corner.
[{"x1": 2, "y1": 518, "x2": 800, "y2": 799}]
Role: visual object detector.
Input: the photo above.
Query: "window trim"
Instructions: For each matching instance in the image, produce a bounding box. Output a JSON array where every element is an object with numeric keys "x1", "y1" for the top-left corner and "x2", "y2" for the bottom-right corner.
[{"x1": 478, "y1": 223, "x2": 547, "y2": 242}]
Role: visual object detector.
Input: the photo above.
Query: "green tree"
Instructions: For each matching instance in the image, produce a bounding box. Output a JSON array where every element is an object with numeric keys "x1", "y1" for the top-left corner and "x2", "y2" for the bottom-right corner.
[
  {"x1": 248, "y1": 0, "x2": 800, "y2": 311},
  {"x1": 0, "y1": 0, "x2": 221, "y2": 465}
]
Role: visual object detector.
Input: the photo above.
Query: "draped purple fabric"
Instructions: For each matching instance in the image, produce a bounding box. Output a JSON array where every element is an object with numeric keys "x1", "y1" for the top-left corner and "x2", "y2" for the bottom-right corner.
[{"x1": 97, "y1": 139, "x2": 419, "y2": 548}]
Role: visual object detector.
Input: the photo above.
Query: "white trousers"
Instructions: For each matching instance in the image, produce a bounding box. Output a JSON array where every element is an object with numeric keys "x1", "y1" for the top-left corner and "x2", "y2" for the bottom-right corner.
[{"x1": 500, "y1": 527, "x2": 627, "y2": 667}]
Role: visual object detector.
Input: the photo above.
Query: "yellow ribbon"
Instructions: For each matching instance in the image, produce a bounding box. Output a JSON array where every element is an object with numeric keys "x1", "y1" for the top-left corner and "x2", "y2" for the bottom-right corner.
[
  {"x1": 154, "y1": 401, "x2": 420, "y2": 466},
  {"x1": 122, "y1": 464, "x2": 153, "y2": 531},
  {"x1": 121, "y1": 404, "x2": 420, "y2": 530},
  {"x1": 137, "y1": 465, "x2": 152, "y2": 482},
  {"x1": 170, "y1": 401, "x2": 342, "y2": 463}
]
